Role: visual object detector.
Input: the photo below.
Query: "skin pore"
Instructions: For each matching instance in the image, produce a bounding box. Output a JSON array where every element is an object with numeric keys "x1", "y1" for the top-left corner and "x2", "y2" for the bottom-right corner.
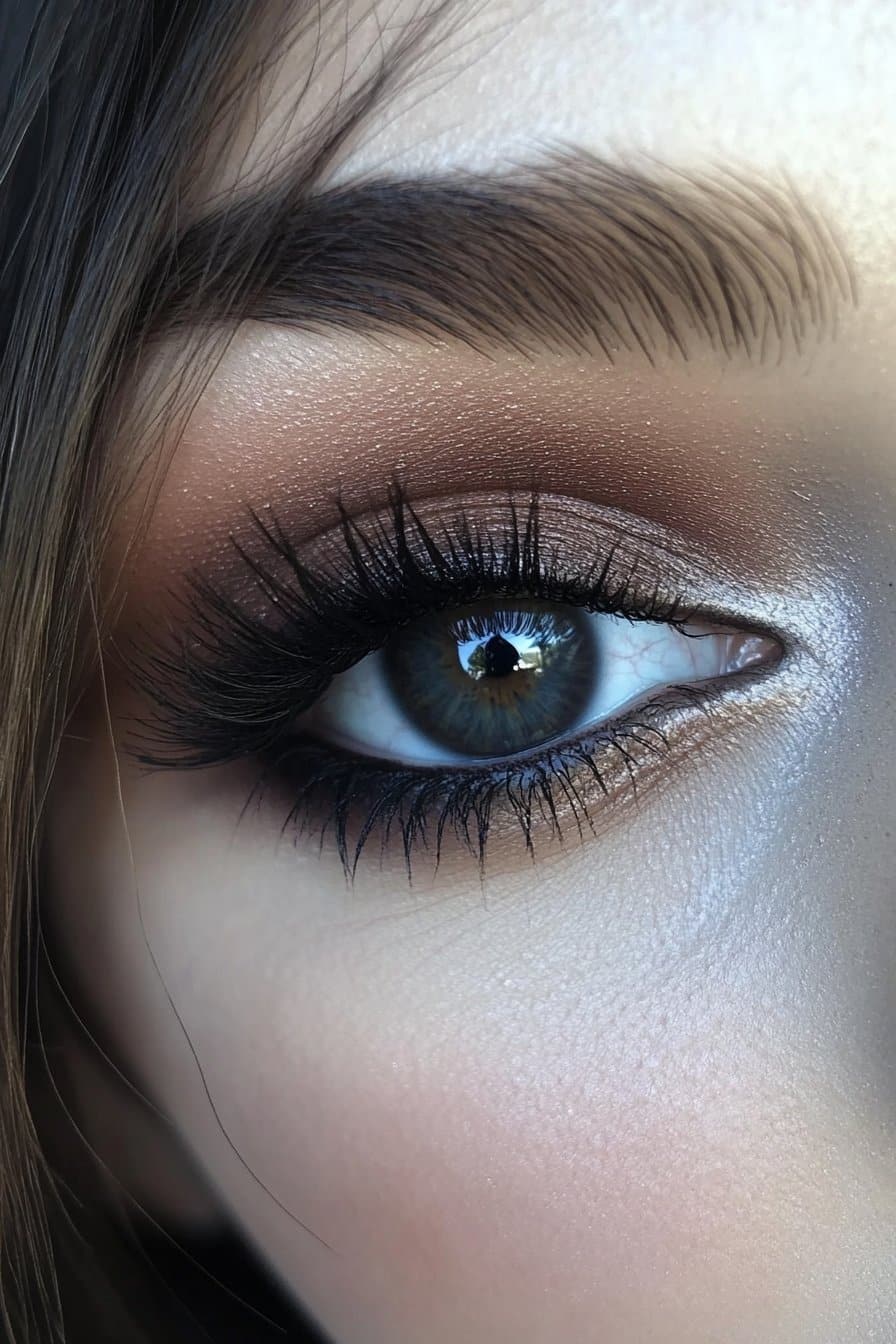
[{"x1": 45, "y1": 3, "x2": 894, "y2": 1343}]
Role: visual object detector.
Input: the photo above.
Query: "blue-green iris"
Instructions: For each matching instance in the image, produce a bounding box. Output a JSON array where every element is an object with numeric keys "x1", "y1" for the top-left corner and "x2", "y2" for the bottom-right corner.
[{"x1": 383, "y1": 599, "x2": 597, "y2": 758}]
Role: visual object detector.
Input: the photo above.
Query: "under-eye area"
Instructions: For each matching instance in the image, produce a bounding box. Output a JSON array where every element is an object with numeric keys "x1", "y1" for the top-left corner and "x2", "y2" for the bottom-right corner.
[{"x1": 126, "y1": 487, "x2": 785, "y2": 877}]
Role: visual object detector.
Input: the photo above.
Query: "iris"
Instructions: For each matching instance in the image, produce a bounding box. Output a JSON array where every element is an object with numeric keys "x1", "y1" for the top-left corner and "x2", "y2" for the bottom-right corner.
[{"x1": 383, "y1": 600, "x2": 598, "y2": 758}]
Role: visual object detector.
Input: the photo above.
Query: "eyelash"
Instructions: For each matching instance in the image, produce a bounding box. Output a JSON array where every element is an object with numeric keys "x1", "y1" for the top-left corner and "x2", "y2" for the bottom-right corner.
[{"x1": 127, "y1": 488, "x2": 768, "y2": 878}]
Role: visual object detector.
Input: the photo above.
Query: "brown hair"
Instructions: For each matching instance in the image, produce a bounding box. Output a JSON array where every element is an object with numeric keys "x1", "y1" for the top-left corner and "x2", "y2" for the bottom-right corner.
[{"x1": 0, "y1": 2, "x2": 458, "y2": 1337}]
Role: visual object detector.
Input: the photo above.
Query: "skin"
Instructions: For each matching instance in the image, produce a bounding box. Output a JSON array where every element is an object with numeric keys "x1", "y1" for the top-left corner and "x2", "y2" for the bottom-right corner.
[{"x1": 45, "y1": 3, "x2": 895, "y2": 1342}]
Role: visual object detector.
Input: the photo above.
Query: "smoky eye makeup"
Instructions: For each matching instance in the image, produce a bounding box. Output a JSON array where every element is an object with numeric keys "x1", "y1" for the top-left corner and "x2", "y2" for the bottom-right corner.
[{"x1": 123, "y1": 485, "x2": 787, "y2": 879}]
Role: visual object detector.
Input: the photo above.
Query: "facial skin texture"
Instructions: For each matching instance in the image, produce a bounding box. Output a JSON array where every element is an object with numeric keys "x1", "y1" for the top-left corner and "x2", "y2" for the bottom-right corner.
[{"x1": 45, "y1": 4, "x2": 895, "y2": 1343}]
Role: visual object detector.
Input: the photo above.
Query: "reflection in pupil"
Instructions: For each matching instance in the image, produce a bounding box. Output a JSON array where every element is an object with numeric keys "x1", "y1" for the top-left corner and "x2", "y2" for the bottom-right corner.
[{"x1": 467, "y1": 633, "x2": 522, "y2": 680}]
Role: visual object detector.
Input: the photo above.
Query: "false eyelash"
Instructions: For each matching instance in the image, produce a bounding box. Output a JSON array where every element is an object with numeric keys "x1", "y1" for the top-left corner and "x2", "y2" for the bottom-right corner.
[{"x1": 127, "y1": 486, "x2": 701, "y2": 770}]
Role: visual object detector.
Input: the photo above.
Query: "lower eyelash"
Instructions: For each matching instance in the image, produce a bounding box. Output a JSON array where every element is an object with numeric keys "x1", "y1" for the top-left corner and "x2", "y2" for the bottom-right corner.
[{"x1": 246, "y1": 680, "x2": 728, "y2": 882}]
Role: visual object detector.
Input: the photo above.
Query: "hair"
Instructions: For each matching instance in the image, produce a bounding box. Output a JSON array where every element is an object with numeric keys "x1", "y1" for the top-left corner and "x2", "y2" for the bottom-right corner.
[{"x1": 0, "y1": 2, "x2": 456, "y2": 1339}]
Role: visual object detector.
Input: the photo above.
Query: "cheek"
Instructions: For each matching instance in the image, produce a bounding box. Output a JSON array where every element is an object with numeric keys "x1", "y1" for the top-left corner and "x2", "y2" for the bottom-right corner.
[{"x1": 44, "y1": 715, "x2": 890, "y2": 1344}]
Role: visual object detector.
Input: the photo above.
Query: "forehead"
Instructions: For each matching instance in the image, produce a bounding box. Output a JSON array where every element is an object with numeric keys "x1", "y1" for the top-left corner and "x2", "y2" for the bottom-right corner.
[{"x1": 214, "y1": 0, "x2": 892, "y2": 270}]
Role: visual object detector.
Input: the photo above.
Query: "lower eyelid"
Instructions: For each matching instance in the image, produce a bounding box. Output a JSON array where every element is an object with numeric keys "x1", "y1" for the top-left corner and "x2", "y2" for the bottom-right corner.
[{"x1": 255, "y1": 655, "x2": 785, "y2": 880}]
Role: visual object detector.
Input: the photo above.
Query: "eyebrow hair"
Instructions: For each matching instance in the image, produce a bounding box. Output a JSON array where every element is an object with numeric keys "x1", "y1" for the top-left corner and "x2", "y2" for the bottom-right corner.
[{"x1": 143, "y1": 149, "x2": 857, "y2": 365}]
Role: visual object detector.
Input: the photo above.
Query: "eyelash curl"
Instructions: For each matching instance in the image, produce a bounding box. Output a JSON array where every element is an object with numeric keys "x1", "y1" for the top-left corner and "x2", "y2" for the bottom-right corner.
[{"x1": 127, "y1": 487, "x2": 744, "y2": 879}]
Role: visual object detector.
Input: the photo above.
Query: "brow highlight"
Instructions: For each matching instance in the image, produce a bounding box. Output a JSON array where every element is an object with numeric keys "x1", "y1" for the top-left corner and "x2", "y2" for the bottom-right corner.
[{"x1": 145, "y1": 151, "x2": 857, "y2": 365}]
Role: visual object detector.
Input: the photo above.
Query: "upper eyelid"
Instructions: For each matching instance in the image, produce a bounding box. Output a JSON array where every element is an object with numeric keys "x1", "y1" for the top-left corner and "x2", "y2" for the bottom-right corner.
[{"x1": 212, "y1": 490, "x2": 791, "y2": 644}]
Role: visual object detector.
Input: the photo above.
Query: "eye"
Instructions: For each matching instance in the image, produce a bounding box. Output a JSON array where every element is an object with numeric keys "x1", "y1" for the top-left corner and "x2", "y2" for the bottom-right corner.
[
  {"x1": 298, "y1": 598, "x2": 773, "y2": 767},
  {"x1": 130, "y1": 489, "x2": 786, "y2": 876}
]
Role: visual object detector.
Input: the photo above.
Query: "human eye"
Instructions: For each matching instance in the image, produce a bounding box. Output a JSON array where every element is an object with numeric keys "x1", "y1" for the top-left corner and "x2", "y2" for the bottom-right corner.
[
  {"x1": 304, "y1": 601, "x2": 767, "y2": 767},
  {"x1": 129, "y1": 487, "x2": 782, "y2": 877}
]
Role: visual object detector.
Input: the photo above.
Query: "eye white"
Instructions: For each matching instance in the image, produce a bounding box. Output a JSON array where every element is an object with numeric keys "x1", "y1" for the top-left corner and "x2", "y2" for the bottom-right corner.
[{"x1": 297, "y1": 613, "x2": 771, "y2": 767}]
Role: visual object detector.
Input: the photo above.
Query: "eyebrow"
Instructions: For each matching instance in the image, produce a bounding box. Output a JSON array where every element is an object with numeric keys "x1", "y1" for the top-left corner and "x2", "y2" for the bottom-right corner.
[{"x1": 144, "y1": 150, "x2": 857, "y2": 365}]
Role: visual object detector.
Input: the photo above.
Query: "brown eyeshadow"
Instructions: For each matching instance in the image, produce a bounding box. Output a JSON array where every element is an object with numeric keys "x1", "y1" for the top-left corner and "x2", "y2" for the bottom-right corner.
[{"x1": 107, "y1": 326, "x2": 839, "y2": 630}]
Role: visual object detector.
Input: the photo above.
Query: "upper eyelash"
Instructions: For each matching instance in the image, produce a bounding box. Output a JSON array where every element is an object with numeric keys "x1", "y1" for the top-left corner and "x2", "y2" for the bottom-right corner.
[{"x1": 126, "y1": 487, "x2": 703, "y2": 770}]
